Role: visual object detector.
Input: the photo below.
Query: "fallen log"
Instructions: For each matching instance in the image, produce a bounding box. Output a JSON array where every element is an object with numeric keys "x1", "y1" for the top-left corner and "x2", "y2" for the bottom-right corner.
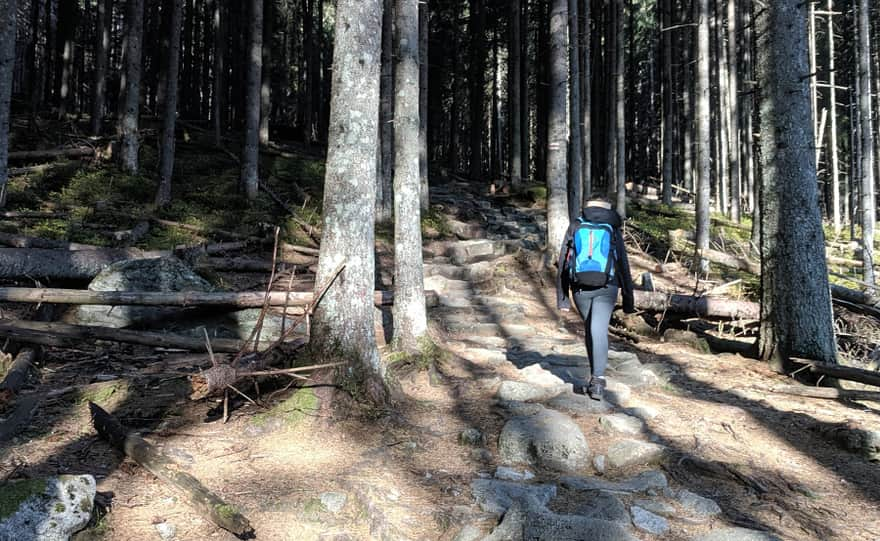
[
  {"x1": 769, "y1": 384, "x2": 880, "y2": 402},
  {"x1": 829, "y1": 284, "x2": 880, "y2": 309},
  {"x1": 0, "y1": 247, "x2": 168, "y2": 280},
  {"x1": 0, "y1": 286, "x2": 440, "y2": 308},
  {"x1": 89, "y1": 402, "x2": 254, "y2": 536},
  {"x1": 8, "y1": 161, "x2": 76, "y2": 177},
  {"x1": 791, "y1": 357, "x2": 880, "y2": 388},
  {"x1": 0, "y1": 232, "x2": 100, "y2": 250},
  {"x1": 7, "y1": 146, "x2": 94, "y2": 162},
  {"x1": 0, "y1": 210, "x2": 69, "y2": 219},
  {"x1": 0, "y1": 320, "x2": 249, "y2": 353},
  {"x1": 632, "y1": 290, "x2": 760, "y2": 320},
  {"x1": 668, "y1": 230, "x2": 761, "y2": 274}
]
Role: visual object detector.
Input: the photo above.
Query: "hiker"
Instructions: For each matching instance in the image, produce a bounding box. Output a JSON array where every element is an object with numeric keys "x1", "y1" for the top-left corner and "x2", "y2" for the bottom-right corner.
[{"x1": 556, "y1": 196, "x2": 635, "y2": 400}]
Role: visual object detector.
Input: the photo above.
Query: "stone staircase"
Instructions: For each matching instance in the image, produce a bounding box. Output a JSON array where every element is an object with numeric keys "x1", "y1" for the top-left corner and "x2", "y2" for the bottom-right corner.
[{"x1": 422, "y1": 181, "x2": 781, "y2": 541}]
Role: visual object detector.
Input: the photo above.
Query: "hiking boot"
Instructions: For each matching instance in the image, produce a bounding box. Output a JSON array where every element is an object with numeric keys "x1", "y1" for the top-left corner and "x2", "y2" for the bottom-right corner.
[{"x1": 587, "y1": 376, "x2": 606, "y2": 401}]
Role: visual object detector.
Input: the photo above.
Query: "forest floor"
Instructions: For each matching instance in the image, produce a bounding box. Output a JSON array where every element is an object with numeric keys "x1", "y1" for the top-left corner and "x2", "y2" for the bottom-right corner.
[{"x1": 1, "y1": 136, "x2": 880, "y2": 541}]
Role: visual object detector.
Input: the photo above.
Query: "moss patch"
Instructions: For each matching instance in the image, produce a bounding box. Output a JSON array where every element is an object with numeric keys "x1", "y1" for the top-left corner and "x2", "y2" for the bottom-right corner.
[
  {"x1": 0, "y1": 478, "x2": 47, "y2": 520},
  {"x1": 250, "y1": 387, "x2": 320, "y2": 428}
]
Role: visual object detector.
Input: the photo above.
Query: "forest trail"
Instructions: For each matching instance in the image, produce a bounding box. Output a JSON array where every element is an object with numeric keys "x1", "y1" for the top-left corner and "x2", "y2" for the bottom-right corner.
[{"x1": 3, "y1": 180, "x2": 880, "y2": 541}]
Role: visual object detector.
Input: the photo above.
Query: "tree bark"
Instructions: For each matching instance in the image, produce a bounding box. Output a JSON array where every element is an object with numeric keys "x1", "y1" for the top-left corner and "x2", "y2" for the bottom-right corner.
[
  {"x1": 508, "y1": 0, "x2": 523, "y2": 189},
  {"x1": 392, "y1": 0, "x2": 427, "y2": 350},
  {"x1": 0, "y1": 0, "x2": 15, "y2": 209},
  {"x1": 119, "y1": 0, "x2": 144, "y2": 174},
  {"x1": 376, "y1": 0, "x2": 394, "y2": 223},
  {"x1": 89, "y1": 403, "x2": 254, "y2": 536},
  {"x1": 694, "y1": 0, "x2": 711, "y2": 273},
  {"x1": 756, "y1": 0, "x2": 837, "y2": 371},
  {"x1": 91, "y1": 0, "x2": 112, "y2": 135},
  {"x1": 857, "y1": 0, "x2": 875, "y2": 285},
  {"x1": 467, "y1": 0, "x2": 486, "y2": 181},
  {"x1": 155, "y1": 0, "x2": 184, "y2": 207},
  {"x1": 311, "y1": 0, "x2": 388, "y2": 405},
  {"x1": 418, "y1": 0, "x2": 429, "y2": 210},
  {"x1": 212, "y1": 0, "x2": 225, "y2": 146},
  {"x1": 546, "y1": 0, "x2": 569, "y2": 263},
  {"x1": 614, "y1": 0, "x2": 627, "y2": 219},
  {"x1": 827, "y1": 0, "x2": 841, "y2": 235},
  {"x1": 259, "y1": 0, "x2": 273, "y2": 145},
  {"x1": 661, "y1": 0, "x2": 674, "y2": 205},
  {"x1": 727, "y1": 0, "x2": 741, "y2": 222},
  {"x1": 567, "y1": 0, "x2": 582, "y2": 219},
  {"x1": 580, "y1": 0, "x2": 591, "y2": 198},
  {"x1": 240, "y1": 0, "x2": 263, "y2": 200}
]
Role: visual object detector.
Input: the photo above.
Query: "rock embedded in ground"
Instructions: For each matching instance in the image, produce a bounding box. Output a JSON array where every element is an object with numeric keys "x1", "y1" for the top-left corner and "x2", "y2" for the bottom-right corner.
[
  {"x1": 606, "y1": 439, "x2": 667, "y2": 469},
  {"x1": 494, "y1": 466, "x2": 535, "y2": 482},
  {"x1": 633, "y1": 499, "x2": 676, "y2": 517},
  {"x1": 599, "y1": 413, "x2": 645, "y2": 435},
  {"x1": 676, "y1": 489, "x2": 722, "y2": 521},
  {"x1": 592, "y1": 455, "x2": 606, "y2": 474},
  {"x1": 545, "y1": 392, "x2": 613, "y2": 416},
  {"x1": 497, "y1": 400, "x2": 546, "y2": 417},
  {"x1": 155, "y1": 521, "x2": 177, "y2": 540},
  {"x1": 452, "y1": 523, "x2": 483, "y2": 541},
  {"x1": 75, "y1": 257, "x2": 213, "y2": 328},
  {"x1": 523, "y1": 513, "x2": 639, "y2": 541},
  {"x1": 0, "y1": 475, "x2": 96, "y2": 541},
  {"x1": 498, "y1": 410, "x2": 590, "y2": 472},
  {"x1": 631, "y1": 505, "x2": 670, "y2": 535},
  {"x1": 460, "y1": 428, "x2": 486, "y2": 447},
  {"x1": 562, "y1": 470, "x2": 668, "y2": 494},
  {"x1": 690, "y1": 527, "x2": 783, "y2": 541},
  {"x1": 571, "y1": 492, "x2": 630, "y2": 525},
  {"x1": 470, "y1": 479, "x2": 557, "y2": 514},
  {"x1": 604, "y1": 380, "x2": 632, "y2": 406},
  {"x1": 448, "y1": 240, "x2": 507, "y2": 265},
  {"x1": 497, "y1": 381, "x2": 557, "y2": 403},
  {"x1": 320, "y1": 492, "x2": 348, "y2": 514}
]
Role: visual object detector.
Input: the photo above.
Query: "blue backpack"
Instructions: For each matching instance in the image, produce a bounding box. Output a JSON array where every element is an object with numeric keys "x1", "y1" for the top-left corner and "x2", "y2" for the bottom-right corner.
[{"x1": 568, "y1": 218, "x2": 616, "y2": 287}]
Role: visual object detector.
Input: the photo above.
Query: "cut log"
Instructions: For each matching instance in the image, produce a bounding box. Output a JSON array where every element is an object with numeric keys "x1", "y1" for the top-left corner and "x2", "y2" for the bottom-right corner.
[
  {"x1": 770, "y1": 384, "x2": 880, "y2": 402},
  {"x1": 0, "y1": 247, "x2": 168, "y2": 280},
  {"x1": 791, "y1": 357, "x2": 880, "y2": 388},
  {"x1": 632, "y1": 290, "x2": 760, "y2": 320},
  {"x1": 7, "y1": 146, "x2": 94, "y2": 162},
  {"x1": 89, "y1": 402, "x2": 254, "y2": 536},
  {"x1": 0, "y1": 286, "x2": 440, "y2": 308},
  {"x1": 0, "y1": 320, "x2": 249, "y2": 353}
]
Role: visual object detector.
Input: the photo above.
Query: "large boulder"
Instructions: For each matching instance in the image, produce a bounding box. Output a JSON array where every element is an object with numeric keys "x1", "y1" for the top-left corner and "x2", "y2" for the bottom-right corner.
[
  {"x1": 499, "y1": 409, "x2": 590, "y2": 472},
  {"x1": 0, "y1": 475, "x2": 96, "y2": 541},
  {"x1": 75, "y1": 257, "x2": 213, "y2": 328}
]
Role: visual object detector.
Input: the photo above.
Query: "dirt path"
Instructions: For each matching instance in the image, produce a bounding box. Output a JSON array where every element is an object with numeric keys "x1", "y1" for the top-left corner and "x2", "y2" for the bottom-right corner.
[{"x1": 2, "y1": 181, "x2": 880, "y2": 540}]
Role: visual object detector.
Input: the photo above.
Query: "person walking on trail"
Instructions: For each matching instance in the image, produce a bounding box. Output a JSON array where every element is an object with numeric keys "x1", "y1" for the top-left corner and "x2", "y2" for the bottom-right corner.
[{"x1": 556, "y1": 196, "x2": 636, "y2": 400}]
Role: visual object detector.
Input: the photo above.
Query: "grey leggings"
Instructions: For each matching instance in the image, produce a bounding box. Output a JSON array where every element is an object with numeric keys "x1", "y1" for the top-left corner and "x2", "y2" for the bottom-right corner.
[{"x1": 572, "y1": 286, "x2": 618, "y2": 378}]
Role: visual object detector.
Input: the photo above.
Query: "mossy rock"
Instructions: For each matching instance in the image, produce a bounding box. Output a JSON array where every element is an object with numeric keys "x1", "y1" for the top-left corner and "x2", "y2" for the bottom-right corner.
[{"x1": 248, "y1": 388, "x2": 320, "y2": 434}]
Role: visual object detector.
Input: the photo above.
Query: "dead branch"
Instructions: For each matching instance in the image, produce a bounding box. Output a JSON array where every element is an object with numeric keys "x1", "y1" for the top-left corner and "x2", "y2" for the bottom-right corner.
[{"x1": 89, "y1": 402, "x2": 254, "y2": 536}]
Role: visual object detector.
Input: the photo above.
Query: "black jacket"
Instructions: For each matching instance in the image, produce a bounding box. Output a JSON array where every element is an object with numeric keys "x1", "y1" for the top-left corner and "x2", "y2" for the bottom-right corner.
[{"x1": 555, "y1": 207, "x2": 636, "y2": 313}]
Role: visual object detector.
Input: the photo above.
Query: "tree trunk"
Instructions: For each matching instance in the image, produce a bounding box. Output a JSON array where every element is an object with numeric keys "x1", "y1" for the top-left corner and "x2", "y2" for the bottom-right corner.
[
  {"x1": 857, "y1": 0, "x2": 875, "y2": 285},
  {"x1": 311, "y1": 0, "x2": 387, "y2": 405},
  {"x1": 694, "y1": 0, "x2": 712, "y2": 273},
  {"x1": 119, "y1": 0, "x2": 145, "y2": 174},
  {"x1": 827, "y1": 0, "x2": 841, "y2": 235},
  {"x1": 56, "y1": 0, "x2": 77, "y2": 118},
  {"x1": 615, "y1": 0, "x2": 627, "y2": 218},
  {"x1": 392, "y1": 0, "x2": 427, "y2": 350},
  {"x1": 467, "y1": 0, "x2": 485, "y2": 181},
  {"x1": 661, "y1": 0, "x2": 674, "y2": 205},
  {"x1": 240, "y1": 0, "x2": 263, "y2": 200},
  {"x1": 581, "y1": 0, "x2": 591, "y2": 198},
  {"x1": 567, "y1": 0, "x2": 582, "y2": 219},
  {"x1": 259, "y1": 0, "x2": 273, "y2": 145},
  {"x1": 418, "y1": 0, "x2": 429, "y2": 210},
  {"x1": 546, "y1": 0, "x2": 569, "y2": 262},
  {"x1": 727, "y1": 0, "x2": 741, "y2": 222},
  {"x1": 212, "y1": 0, "x2": 225, "y2": 146},
  {"x1": 376, "y1": 0, "x2": 394, "y2": 223},
  {"x1": 0, "y1": 0, "x2": 16, "y2": 209},
  {"x1": 508, "y1": 0, "x2": 523, "y2": 189},
  {"x1": 91, "y1": 0, "x2": 112, "y2": 135},
  {"x1": 755, "y1": 0, "x2": 837, "y2": 371},
  {"x1": 155, "y1": 0, "x2": 184, "y2": 207}
]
